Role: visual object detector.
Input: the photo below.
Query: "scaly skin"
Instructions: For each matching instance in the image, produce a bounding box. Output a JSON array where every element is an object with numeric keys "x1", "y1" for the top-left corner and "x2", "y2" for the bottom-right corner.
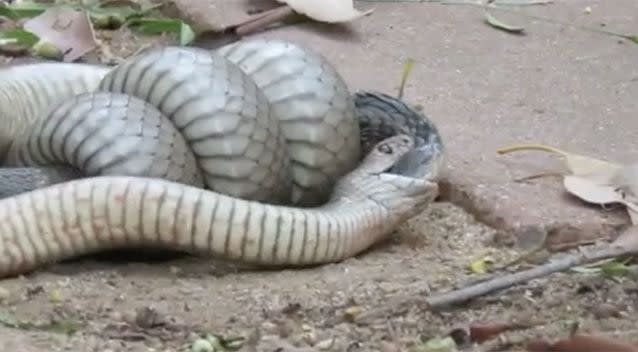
[
  {"x1": 0, "y1": 135, "x2": 438, "y2": 278},
  {"x1": 0, "y1": 41, "x2": 366, "y2": 205},
  {"x1": 0, "y1": 39, "x2": 445, "y2": 275}
]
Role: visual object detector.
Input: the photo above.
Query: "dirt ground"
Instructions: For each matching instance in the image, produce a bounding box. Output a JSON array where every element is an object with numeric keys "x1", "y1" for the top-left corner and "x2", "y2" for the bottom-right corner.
[
  {"x1": 0, "y1": 202, "x2": 637, "y2": 352},
  {"x1": 1, "y1": 3, "x2": 638, "y2": 352}
]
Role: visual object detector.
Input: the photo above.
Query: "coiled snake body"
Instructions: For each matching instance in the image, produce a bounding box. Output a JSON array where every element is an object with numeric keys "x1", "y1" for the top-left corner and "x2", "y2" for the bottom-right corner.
[{"x1": 0, "y1": 39, "x2": 445, "y2": 278}]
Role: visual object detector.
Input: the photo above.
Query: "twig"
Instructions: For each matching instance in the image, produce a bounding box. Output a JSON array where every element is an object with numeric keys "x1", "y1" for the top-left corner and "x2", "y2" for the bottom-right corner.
[
  {"x1": 425, "y1": 244, "x2": 634, "y2": 309},
  {"x1": 234, "y1": 5, "x2": 296, "y2": 36}
]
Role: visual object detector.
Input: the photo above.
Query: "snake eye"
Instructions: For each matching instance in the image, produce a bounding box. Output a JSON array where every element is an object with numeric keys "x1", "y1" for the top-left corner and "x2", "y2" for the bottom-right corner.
[{"x1": 377, "y1": 143, "x2": 393, "y2": 154}]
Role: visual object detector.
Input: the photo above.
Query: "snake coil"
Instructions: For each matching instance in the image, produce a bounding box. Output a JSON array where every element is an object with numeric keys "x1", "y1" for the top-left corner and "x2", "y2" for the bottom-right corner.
[{"x1": 0, "y1": 38, "x2": 445, "y2": 277}]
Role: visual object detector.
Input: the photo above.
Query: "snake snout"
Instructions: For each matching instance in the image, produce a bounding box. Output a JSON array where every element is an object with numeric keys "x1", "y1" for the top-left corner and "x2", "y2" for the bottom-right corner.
[
  {"x1": 370, "y1": 173, "x2": 439, "y2": 220},
  {"x1": 376, "y1": 134, "x2": 411, "y2": 155},
  {"x1": 390, "y1": 141, "x2": 445, "y2": 180}
]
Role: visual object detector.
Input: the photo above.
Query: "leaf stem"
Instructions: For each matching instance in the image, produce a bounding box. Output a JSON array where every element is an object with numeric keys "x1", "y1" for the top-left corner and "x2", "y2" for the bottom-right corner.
[{"x1": 496, "y1": 143, "x2": 566, "y2": 155}]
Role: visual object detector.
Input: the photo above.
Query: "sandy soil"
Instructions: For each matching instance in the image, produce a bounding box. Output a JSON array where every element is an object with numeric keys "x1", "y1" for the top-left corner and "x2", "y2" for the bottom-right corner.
[
  {"x1": 0, "y1": 201, "x2": 636, "y2": 352},
  {"x1": 0, "y1": 19, "x2": 637, "y2": 352}
]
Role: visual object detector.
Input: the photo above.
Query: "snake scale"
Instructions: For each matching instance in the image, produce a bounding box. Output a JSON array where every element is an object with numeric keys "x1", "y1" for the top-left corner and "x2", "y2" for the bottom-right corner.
[{"x1": 0, "y1": 38, "x2": 445, "y2": 278}]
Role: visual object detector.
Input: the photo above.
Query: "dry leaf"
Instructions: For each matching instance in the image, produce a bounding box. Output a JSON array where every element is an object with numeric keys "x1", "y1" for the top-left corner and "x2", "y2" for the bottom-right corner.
[
  {"x1": 23, "y1": 6, "x2": 97, "y2": 62},
  {"x1": 562, "y1": 175, "x2": 623, "y2": 205},
  {"x1": 612, "y1": 163, "x2": 638, "y2": 197},
  {"x1": 562, "y1": 176, "x2": 638, "y2": 224},
  {"x1": 564, "y1": 154, "x2": 622, "y2": 183},
  {"x1": 277, "y1": 0, "x2": 374, "y2": 23},
  {"x1": 468, "y1": 322, "x2": 533, "y2": 343},
  {"x1": 448, "y1": 322, "x2": 535, "y2": 346},
  {"x1": 483, "y1": 9, "x2": 525, "y2": 34},
  {"x1": 498, "y1": 143, "x2": 638, "y2": 223},
  {"x1": 164, "y1": 0, "x2": 260, "y2": 33},
  {"x1": 497, "y1": 144, "x2": 622, "y2": 184}
]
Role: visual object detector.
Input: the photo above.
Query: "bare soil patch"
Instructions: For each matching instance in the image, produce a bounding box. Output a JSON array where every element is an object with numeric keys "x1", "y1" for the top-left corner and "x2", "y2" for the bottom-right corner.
[{"x1": 0, "y1": 200, "x2": 636, "y2": 351}]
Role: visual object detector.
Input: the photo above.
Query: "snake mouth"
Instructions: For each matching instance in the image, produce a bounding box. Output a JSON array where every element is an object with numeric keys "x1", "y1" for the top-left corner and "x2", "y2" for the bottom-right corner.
[{"x1": 389, "y1": 143, "x2": 444, "y2": 179}]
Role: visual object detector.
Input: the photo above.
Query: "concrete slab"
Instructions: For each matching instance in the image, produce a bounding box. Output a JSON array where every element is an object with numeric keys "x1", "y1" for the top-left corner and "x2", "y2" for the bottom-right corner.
[{"x1": 233, "y1": 0, "x2": 638, "y2": 246}]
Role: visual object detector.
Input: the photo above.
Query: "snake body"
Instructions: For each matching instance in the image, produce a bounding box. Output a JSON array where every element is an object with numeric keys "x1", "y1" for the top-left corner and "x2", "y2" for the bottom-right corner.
[{"x1": 0, "y1": 39, "x2": 445, "y2": 277}]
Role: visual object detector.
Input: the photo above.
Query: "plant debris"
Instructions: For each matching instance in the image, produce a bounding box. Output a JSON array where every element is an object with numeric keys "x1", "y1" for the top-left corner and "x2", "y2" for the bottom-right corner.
[
  {"x1": 277, "y1": 0, "x2": 374, "y2": 23},
  {"x1": 0, "y1": 1, "x2": 195, "y2": 60},
  {"x1": 0, "y1": 311, "x2": 82, "y2": 335},
  {"x1": 497, "y1": 143, "x2": 638, "y2": 223},
  {"x1": 23, "y1": 6, "x2": 97, "y2": 61}
]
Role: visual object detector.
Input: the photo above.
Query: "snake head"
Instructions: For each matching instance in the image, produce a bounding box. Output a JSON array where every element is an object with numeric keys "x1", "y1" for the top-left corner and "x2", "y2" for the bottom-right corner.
[
  {"x1": 358, "y1": 134, "x2": 416, "y2": 175},
  {"x1": 390, "y1": 142, "x2": 446, "y2": 181},
  {"x1": 333, "y1": 134, "x2": 439, "y2": 221}
]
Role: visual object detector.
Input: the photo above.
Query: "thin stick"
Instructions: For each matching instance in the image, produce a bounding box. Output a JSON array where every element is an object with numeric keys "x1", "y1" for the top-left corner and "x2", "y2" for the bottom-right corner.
[
  {"x1": 425, "y1": 244, "x2": 634, "y2": 309},
  {"x1": 235, "y1": 6, "x2": 296, "y2": 36}
]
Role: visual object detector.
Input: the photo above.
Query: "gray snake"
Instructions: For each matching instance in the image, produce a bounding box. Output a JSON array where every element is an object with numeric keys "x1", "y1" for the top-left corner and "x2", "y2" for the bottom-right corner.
[{"x1": 0, "y1": 39, "x2": 445, "y2": 278}]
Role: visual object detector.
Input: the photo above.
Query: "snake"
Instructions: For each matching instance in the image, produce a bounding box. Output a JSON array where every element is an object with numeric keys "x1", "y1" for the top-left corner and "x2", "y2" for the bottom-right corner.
[{"x1": 0, "y1": 39, "x2": 445, "y2": 278}]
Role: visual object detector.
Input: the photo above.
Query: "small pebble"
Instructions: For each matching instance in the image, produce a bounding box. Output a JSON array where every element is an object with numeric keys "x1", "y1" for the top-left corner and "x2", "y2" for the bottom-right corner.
[
  {"x1": 0, "y1": 287, "x2": 10, "y2": 303},
  {"x1": 379, "y1": 341, "x2": 401, "y2": 352},
  {"x1": 592, "y1": 303, "x2": 622, "y2": 319},
  {"x1": 48, "y1": 288, "x2": 63, "y2": 303},
  {"x1": 260, "y1": 321, "x2": 279, "y2": 335},
  {"x1": 191, "y1": 339, "x2": 214, "y2": 352},
  {"x1": 316, "y1": 338, "x2": 335, "y2": 350},
  {"x1": 170, "y1": 266, "x2": 181, "y2": 275}
]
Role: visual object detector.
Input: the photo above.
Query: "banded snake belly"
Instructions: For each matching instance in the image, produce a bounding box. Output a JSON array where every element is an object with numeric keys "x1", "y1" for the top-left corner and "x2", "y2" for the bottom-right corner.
[{"x1": 0, "y1": 39, "x2": 445, "y2": 278}]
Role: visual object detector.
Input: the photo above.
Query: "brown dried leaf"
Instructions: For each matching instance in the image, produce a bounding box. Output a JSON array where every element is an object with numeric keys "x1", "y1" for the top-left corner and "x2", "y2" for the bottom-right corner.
[
  {"x1": 468, "y1": 322, "x2": 533, "y2": 343},
  {"x1": 23, "y1": 6, "x2": 97, "y2": 62},
  {"x1": 562, "y1": 176, "x2": 638, "y2": 224},
  {"x1": 562, "y1": 175, "x2": 623, "y2": 205},
  {"x1": 448, "y1": 321, "x2": 536, "y2": 346},
  {"x1": 277, "y1": 0, "x2": 374, "y2": 23},
  {"x1": 497, "y1": 144, "x2": 622, "y2": 184},
  {"x1": 165, "y1": 0, "x2": 261, "y2": 33},
  {"x1": 562, "y1": 153, "x2": 621, "y2": 183}
]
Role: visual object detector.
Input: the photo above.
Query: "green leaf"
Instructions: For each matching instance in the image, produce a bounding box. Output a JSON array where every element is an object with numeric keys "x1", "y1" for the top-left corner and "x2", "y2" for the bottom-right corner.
[
  {"x1": 0, "y1": 311, "x2": 82, "y2": 335},
  {"x1": 89, "y1": 7, "x2": 133, "y2": 29},
  {"x1": 629, "y1": 35, "x2": 638, "y2": 44},
  {"x1": 0, "y1": 1, "x2": 51, "y2": 20},
  {"x1": 179, "y1": 22, "x2": 196, "y2": 45},
  {"x1": 468, "y1": 256, "x2": 496, "y2": 274},
  {"x1": 570, "y1": 266, "x2": 601, "y2": 274},
  {"x1": 31, "y1": 40, "x2": 65, "y2": 61},
  {"x1": 0, "y1": 29, "x2": 39, "y2": 47},
  {"x1": 599, "y1": 260, "x2": 633, "y2": 277},
  {"x1": 571, "y1": 258, "x2": 634, "y2": 277},
  {"x1": 87, "y1": 1, "x2": 157, "y2": 29},
  {"x1": 410, "y1": 336, "x2": 457, "y2": 352},
  {"x1": 128, "y1": 17, "x2": 181, "y2": 34},
  {"x1": 128, "y1": 18, "x2": 196, "y2": 45},
  {"x1": 483, "y1": 10, "x2": 525, "y2": 34}
]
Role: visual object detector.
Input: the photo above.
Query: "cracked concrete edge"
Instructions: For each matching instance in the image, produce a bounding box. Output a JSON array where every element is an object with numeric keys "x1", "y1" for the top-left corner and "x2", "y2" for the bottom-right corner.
[{"x1": 437, "y1": 177, "x2": 631, "y2": 252}]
